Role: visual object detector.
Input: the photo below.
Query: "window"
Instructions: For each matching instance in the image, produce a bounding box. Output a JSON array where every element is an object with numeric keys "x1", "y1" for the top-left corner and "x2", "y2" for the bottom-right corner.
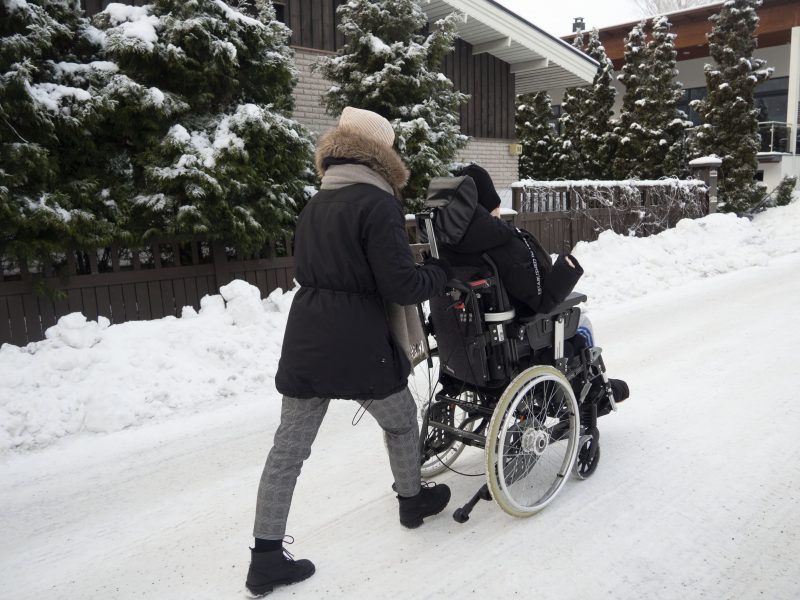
[
  {"x1": 549, "y1": 105, "x2": 562, "y2": 135},
  {"x1": 272, "y1": 1, "x2": 286, "y2": 24},
  {"x1": 754, "y1": 76, "x2": 788, "y2": 123},
  {"x1": 679, "y1": 77, "x2": 789, "y2": 127},
  {"x1": 677, "y1": 86, "x2": 707, "y2": 126}
]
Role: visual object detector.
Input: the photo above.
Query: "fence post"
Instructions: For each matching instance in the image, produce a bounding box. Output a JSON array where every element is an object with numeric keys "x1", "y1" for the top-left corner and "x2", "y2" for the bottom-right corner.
[
  {"x1": 212, "y1": 240, "x2": 232, "y2": 288},
  {"x1": 512, "y1": 186, "x2": 523, "y2": 227},
  {"x1": 689, "y1": 156, "x2": 722, "y2": 214}
]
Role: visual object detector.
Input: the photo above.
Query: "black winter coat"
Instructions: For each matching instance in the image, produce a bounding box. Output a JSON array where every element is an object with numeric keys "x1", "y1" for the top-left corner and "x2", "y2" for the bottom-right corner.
[
  {"x1": 439, "y1": 205, "x2": 583, "y2": 315},
  {"x1": 275, "y1": 183, "x2": 447, "y2": 400}
]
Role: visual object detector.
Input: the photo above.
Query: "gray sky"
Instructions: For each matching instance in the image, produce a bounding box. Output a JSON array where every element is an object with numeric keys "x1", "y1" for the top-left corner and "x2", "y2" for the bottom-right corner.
[{"x1": 493, "y1": 0, "x2": 644, "y2": 37}]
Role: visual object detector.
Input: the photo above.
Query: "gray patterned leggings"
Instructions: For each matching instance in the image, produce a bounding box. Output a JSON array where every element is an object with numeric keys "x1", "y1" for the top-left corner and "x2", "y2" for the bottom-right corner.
[{"x1": 253, "y1": 387, "x2": 421, "y2": 539}]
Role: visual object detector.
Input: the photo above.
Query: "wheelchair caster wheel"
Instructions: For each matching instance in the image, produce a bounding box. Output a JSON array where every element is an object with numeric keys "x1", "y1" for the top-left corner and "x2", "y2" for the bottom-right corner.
[
  {"x1": 453, "y1": 508, "x2": 469, "y2": 523},
  {"x1": 573, "y1": 434, "x2": 600, "y2": 480}
]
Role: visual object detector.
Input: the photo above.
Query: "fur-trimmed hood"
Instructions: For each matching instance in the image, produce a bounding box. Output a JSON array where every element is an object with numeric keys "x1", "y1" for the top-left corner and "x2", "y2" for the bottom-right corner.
[{"x1": 315, "y1": 127, "x2": 410, "y2": 197}]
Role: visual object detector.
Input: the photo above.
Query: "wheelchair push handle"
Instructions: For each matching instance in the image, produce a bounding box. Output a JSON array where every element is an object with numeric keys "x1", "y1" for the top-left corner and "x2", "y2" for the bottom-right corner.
[{"x1": 421, "y1": 210, "x2": 440, "y2": 259}]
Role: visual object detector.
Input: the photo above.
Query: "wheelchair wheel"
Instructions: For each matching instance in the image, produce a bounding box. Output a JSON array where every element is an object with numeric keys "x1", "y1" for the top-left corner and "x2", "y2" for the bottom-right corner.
[
  {"x1": 573, "y1": 434, "x2": 600, "y2": 480},
  {"x1": 409, "y1": 353, "x2": 473, "y2": 478},
  {"x1": 485, "y1": 366, "x2": 580, "y2": 517}
]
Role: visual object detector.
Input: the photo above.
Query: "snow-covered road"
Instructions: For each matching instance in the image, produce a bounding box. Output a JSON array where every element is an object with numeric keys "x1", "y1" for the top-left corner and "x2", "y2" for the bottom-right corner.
[{"x1": 2, "y1": 253, "x2": 799, "y2": 600}]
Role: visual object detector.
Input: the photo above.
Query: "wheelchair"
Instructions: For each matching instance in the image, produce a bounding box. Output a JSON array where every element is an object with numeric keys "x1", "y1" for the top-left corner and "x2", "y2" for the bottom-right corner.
[{"x1": 410, "y1": 185, "x2": 618, "y2": 523}]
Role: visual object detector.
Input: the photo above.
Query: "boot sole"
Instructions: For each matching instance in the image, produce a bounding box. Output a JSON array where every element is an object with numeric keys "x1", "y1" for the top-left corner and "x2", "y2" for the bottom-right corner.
[
  {"x1": 400, "y1": 501, "x2": 450, "y2": 529},
  {"x1": 245, "y1": 566, "x2": 316, "y2": 597}
]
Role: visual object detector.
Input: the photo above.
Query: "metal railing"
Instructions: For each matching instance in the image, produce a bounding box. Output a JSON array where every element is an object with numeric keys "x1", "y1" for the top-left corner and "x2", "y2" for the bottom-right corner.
[{"x1": 757, "y1": 121, "x2": 798, "y2": 154}]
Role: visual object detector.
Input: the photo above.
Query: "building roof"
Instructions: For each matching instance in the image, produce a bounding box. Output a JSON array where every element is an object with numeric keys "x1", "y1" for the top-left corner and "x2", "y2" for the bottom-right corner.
[
  {"x1": 575, "y1": 0, "x2": 800, "y2": 70},
  {"x1": 421, "y1": 0, "x2": 598, "y2": 94}
]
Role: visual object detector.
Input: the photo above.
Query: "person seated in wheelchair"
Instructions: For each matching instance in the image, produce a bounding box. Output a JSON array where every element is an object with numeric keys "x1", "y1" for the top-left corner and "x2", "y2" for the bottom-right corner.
[{"x1": 437, "y1": 163, "x2": 629, "y2": 413}]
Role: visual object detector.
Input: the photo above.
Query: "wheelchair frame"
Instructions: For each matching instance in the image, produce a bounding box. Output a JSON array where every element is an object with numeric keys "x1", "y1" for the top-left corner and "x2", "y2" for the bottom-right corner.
[{"x1": 413, "y1": 207, "x2": 617, "y2": 522}]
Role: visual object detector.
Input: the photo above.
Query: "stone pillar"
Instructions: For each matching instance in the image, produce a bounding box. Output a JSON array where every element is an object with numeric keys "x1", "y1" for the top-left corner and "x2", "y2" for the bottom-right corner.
[{"x1": 689, "y1": 156, "x2": 723, "y2": 214}]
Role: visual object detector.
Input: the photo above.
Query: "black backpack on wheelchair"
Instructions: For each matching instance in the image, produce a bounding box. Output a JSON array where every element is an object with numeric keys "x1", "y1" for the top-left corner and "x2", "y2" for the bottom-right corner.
[{"x1": 412, "y1": 176, "x2": 619, "y2": 522}]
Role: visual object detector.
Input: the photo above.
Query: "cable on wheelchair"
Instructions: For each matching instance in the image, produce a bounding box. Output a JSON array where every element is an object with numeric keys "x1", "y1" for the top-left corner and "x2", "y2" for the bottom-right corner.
[
  {"x1": 352, "y1": 398, "x2": 374, "y2": 426},
  {"x1": 419, "y1": 285, "x2": 491, "y2": 478}
]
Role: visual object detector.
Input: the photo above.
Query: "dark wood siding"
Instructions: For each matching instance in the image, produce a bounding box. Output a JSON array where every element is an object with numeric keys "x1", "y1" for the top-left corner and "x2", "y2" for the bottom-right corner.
[
  {"x1": 282, "y1": 0, "x2": 343, "y2": 51},
  {"x1": 442, "y1": 39, "x2": 515, "y2": 139}
]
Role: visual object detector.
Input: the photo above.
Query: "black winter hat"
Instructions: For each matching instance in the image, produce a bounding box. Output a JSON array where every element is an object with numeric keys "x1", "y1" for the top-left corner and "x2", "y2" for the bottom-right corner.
[{"x1": 457, "y1": 164, "x2": 501, "y2": 212}]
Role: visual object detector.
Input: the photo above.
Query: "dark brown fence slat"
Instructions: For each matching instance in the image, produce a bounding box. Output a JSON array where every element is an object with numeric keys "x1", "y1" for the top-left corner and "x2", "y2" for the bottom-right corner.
[
  {"x1": 266, "y1": 268, "x2": 279, "y2": 295},
  {"x1": 121, "y1": 284, "x2": 138, "y2": 321},
  {"x1": 7, "y1": 296, "x2": 28, "y2": 346},
  {"x1": 81, "y1": 288, "x2": 99, "y2": 321},
  {"x1": 0, "y1": 296, "x2": 12, "y2": 343},
  {"x1": 196, "y1": 276, "x2": 211, "y2": 302},
  {"x1": 135, "y1": 283, "x2": 151, "y2": 320},
  {"x1": 148, "y1": 281, "x2": 164, "y2": 319},
  {"x1": 22, "y1": 294, "x2": 42, "y2": 341},
  {"x1": 153, "y1": 243, "x2": 162, "y2": 269},
  {"x1": 256, "y1": 270, "x2": 268, "y2": 297},
  {"x1": 111, "y1": 244, "x2": 120, "y2": 272},
  {"x1": 172, "y1": 278, "x2": 188, "y2": 315},
  {"x1": 67, "y1": 289, "x2": 83, "y2": 314},
  {"x1": 38, "y1": 295, "x2": 57, "y2": 334},
  {"x1": 109, "y1": 285, "x2": 125, "y2": 323},
  {"x1": 95, "y1": 286, "x2": 112, "y2": 322},
  {"x1": 184, "y1": 277, "x2": 199, "y2": 310},
  {"x1": 159, "y1": 280, "x2": 175, "y2": 316}
]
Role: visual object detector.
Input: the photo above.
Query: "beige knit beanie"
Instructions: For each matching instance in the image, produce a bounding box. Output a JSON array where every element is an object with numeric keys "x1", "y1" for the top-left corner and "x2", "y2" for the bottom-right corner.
[{"x1": 338, "y1": 107, "x2": 395, "y2": 148}]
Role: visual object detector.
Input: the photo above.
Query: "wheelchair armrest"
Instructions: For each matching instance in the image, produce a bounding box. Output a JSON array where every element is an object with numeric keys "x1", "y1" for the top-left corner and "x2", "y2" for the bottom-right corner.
[
  {"x1": 517, "y1": 292, "x2": 587, "y2": 324},
  {"x1": 515, "y1": 292, "x2": 585, "y2": 352}
]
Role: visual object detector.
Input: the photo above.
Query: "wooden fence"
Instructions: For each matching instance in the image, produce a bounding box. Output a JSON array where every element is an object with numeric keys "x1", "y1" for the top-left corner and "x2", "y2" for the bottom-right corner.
[
  {"x1": 511, "y1": 179, "x2": 708, "y2": 253},
  {"x1": 1, "y1": 180, "x2": 708, "y2": 346},
  {"x1": 0, "y1": 239, "x2": 295, "y2": 347}
]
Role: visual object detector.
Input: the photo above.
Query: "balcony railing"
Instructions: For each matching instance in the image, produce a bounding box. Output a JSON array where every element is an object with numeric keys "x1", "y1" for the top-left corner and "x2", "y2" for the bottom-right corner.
[{"x1": 757, "y1": 121, "x2": 798, "y2": 154}]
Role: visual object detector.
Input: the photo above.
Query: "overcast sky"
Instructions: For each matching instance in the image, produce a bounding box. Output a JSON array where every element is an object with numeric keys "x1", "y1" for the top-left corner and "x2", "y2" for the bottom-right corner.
[{"x1": 493, "y1": 0, "x2": 645, "y2": 37}]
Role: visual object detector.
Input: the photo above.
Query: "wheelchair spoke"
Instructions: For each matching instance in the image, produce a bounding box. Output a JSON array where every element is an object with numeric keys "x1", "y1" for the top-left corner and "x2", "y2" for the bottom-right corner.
[{"x1": 486, "y1": 366, "x2": 580, "y2": 517}]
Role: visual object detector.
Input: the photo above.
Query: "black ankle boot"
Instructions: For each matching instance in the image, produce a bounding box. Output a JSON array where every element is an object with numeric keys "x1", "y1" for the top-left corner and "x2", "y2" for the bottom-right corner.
[
  {"x1": 245, "y1": 547, "x2": 315, "y2": 596},
  {"x1": 597, "y1": 378, "x2": 630, "y2": 416},
  {"x1": 398, "y1": 482, "x2": 451, "y2": 529}
]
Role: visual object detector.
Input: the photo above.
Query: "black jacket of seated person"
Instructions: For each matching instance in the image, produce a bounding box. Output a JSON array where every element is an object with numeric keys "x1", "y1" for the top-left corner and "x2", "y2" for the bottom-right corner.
[
  {"x1": 275, "y1": 127, "x2": 447, "y2": 401},
  {"x1": 438, "y1": 165, "x2": 583, "y2": 315}
]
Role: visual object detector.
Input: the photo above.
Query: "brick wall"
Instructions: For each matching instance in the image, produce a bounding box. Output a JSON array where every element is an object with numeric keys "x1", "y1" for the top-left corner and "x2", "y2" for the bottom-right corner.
[
  {"x1": 292, "y1": 48, "x2": 338, "y2": 136},
  {"x1": 291, "y1": 49, "x2": 520, "y2": 202},
  {"x1": 456, "y1": 138, "x2": 519, "y2": 203}
]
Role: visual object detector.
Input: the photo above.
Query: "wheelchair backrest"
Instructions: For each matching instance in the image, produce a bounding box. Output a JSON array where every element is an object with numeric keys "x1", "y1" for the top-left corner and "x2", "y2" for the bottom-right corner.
[
  {"x1": 424, "y1": 176, "x2": 478, "y2": 246},
  {"x1": 429, "y1": 257, "x2": 516, "y2": 388}
]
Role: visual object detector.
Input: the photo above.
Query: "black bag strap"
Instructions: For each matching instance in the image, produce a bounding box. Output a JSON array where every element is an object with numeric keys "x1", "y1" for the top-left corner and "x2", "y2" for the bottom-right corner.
[{"x1": 515, "y1": 227, "x2": 545, "y2": 296}]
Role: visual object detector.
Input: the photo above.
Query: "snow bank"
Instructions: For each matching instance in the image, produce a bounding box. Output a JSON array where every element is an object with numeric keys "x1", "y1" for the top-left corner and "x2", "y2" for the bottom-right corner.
[
  {"x1": 572, "y1": 198, "x2": 800, "y2": 311},
  {"x1": 1, "y1": 199, "x2": 798, "y2": 452},
  {"x1": 0, "y1": 284, "x2": 296, "y2": 452}
]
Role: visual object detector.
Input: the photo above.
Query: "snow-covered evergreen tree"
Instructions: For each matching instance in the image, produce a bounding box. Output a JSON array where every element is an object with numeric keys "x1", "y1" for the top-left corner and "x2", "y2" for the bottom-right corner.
[
  {"x1": 0, "y1": 0, "x2": 120, "y2": 258},
  {"x1": 613, "y1": 21, "x2": 649, "y2": 179},
  {"x1": 692, "y1": 0, "x2": 772, "y2": 213},
  {"x1": 553, "y1": 29, "x2": 616, "y2": 179},
  {"x1": 94, "y1": 0, "x2": 314, "y2": 250},
  {"x1": 580, "y1": 28, "x2": 617, "y2": 179},
  {"x1": 643, "y1": 16, "x2": 690, "y2": 178},
  {"x1": 318, "y1": 0, "x2": 468, "y2": 210},
  {"x1": 516, "y1": 92, "x2": 555, "y2": 180},
  {"x1": 552, "y1": 31, "x2": 588, "y2": 179}
]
